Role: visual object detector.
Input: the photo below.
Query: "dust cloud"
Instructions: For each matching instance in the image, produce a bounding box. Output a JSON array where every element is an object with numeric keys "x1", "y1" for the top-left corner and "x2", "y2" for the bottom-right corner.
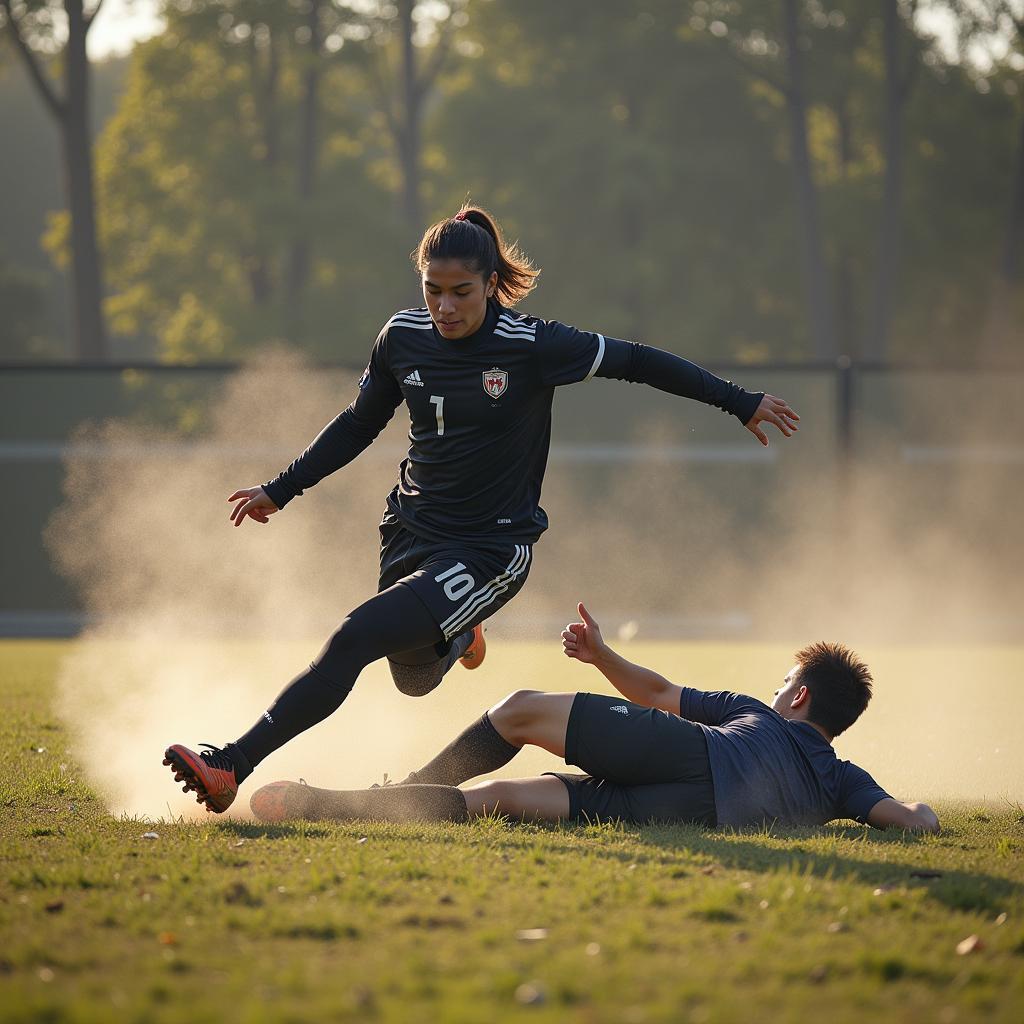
[{"x1": 47, "y1": 353, "x2": 1023, "y2": 819}]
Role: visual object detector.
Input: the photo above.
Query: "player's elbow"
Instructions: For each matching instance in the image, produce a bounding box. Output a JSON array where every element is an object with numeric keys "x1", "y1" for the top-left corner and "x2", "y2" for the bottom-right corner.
[{"x1": 649, "y1": 681, "x2": 686, "y2": 715}]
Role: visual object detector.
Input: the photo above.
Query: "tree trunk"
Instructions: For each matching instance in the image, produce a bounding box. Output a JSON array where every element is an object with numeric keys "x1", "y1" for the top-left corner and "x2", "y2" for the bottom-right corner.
[
  {"x1": 397, "y1": 0, "x2": 421, "y2": 231},
  {"x1": 835, "y1": 96, "x2": 855, "y2": 358},
  {"x1": 63, "y1": 1, "x2": 107, "y2": 360},
  {"x1": 7, "y1": 0, "x2": 110, "y2": 360},
  {"x1": 618, "y1": 91, "x2": 649, "y2": 339},
  {"x1": 286, "y1": 0, "x2": 323, "y2": 341},
  {"x1": 1002, "y1": 106, "x2": 1024, "y2": 287},
  {"x1": 864, "y1": 0, "x2": 906, "y2": 364},
  {"x1": 246, "y1": 24, "x2": 281, "y2": 306},
  {"x1": 982, "y1": 103, "x2": 1024, "y2": 364},
  {"x1": 781, "y1": 0, "x2": 838, "y2": 361}
]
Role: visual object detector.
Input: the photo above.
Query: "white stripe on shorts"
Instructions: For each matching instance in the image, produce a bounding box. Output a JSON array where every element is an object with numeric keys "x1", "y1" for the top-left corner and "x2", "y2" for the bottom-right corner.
[{"x1": 440, "y1": 544, "x2": 532, "y2": 639}]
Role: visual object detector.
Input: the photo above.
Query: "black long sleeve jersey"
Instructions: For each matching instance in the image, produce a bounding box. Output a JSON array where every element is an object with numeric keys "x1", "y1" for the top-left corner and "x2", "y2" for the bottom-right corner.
[{"x1": 263, "y1": 301, "x2": 763, "y2": 544}]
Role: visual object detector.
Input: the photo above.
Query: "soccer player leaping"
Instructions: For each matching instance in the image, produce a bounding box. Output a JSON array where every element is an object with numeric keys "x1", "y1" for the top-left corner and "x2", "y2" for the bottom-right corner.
[
  {"x1": 250, "y1": 604, "x2": 940, "y2": 834},
  {"x1": 164, "y1": 206, "x2": 799, "y2": 814}
]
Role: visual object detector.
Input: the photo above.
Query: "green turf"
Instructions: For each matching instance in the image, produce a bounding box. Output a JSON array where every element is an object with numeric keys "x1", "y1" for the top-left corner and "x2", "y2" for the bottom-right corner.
[{"x1": 1, "y1": 641, "x2": 1022, "y2": 1023}]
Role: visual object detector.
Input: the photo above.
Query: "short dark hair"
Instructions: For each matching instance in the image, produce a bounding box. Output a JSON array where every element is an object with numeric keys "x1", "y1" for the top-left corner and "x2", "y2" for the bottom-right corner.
[
  {"x1": 794, "y1": 641, "x2": 873, "y2": 737},
  {"x1": 412, "y1": 206, "x2": 540, "y2": 306}
]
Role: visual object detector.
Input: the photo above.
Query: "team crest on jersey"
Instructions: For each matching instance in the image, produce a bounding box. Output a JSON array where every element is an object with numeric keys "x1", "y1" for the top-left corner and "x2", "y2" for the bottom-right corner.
[{"x1": 483, "y1": 368, "x2": 508, "y2": 399}]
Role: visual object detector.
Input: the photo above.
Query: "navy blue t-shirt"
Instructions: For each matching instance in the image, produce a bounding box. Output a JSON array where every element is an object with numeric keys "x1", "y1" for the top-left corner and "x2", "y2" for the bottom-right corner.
[
  {"x1": 263, "y1": 301, "x2": 762, "y2": 543},
  {"x1": 679, "y1": 688, "x2": 891, "y2": 828}
]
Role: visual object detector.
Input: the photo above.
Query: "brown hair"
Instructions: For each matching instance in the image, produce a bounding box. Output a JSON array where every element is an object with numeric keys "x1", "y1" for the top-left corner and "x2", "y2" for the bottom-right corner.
[
  {"x1": 794, "y1": 641, "x2": 873, "y2": 737},
  {"x1": 412, "y1": 206, "x2": 540, "y2": 306}
]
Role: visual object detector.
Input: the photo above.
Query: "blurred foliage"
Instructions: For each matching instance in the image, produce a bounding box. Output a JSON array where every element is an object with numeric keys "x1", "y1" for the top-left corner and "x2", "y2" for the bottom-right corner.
[
  {"x1": 0, "y1": 249, "x2": 52, "y2": 357},
  {"x1": 0, "y1": 49, "x2": 127, "y2": 356},
  {"x1": 85, "y1": 0, "x2": 412, "y2": 361},
  {"x1": 3, "y1": 0, "x2": 1024, "y2": 363}
]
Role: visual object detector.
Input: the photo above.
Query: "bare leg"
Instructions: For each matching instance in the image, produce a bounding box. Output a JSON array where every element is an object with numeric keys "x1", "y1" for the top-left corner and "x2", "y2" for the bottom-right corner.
[
  {"x1": 461, "y1": 776, "x2": 570, "y2": 821},
  {"x1": 486, "y1": 690, "x2": 576, "y2": 757}
]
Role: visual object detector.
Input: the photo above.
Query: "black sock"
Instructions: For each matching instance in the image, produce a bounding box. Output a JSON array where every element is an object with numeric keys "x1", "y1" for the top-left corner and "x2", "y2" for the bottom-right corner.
[
  {"x1": 223, "y1": 742, "x2": 254, "y2": 785},
  {"x1": 404, "y1": 711, "x2": 520, "y2": 786},
  {"x1": 299, "y1": 783, "x2": 469, "y2": 823},
  {"x1": 233, "y1": 663, "x2": 354, "y2": 772}
]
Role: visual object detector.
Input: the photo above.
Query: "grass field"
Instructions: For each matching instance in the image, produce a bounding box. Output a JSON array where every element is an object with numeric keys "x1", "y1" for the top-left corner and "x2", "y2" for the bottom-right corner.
[{"x1": 1, "y1": 641, "x2": 1023, "y2": 1023}]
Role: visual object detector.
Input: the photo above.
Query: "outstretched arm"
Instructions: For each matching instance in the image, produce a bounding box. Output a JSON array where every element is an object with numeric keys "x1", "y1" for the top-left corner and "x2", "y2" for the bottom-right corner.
[
  {"x1": 597, "y1": 340, "x2": 800, "y2": 446},
  {"x1": 561, "y1": 603, "x2": 683, "y2": 714},
  {"x1": 228, "y1": 406, "x2": 396, "y2": 527},
  {"x1": 866, "y1": 798, "x2": 940, "y2": 833},
  {"x1": 230, "y1": 339, "x2": 403, "y2": 527},
  {"x1": 540, "y1": 324, "x2": 799, "y2": 445}
]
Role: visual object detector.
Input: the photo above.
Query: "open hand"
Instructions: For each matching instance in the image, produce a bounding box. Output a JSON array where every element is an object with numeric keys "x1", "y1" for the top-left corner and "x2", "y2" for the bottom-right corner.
[
  {"x1": 561, "y1": 602, "x2": 607, "y2": 664},
  {"x1": 228, "y1": 486, "x2": 280, "y2": 527},
  {"x1": 745, "y1": 394, "x2": 800, "y2": 446}
]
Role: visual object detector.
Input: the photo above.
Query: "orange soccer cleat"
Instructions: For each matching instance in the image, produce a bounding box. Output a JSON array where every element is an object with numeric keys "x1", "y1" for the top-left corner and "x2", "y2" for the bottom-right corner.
[
  {"x1": 163, "y1": 743, "x2": 239, "y2": 814},
  {"x1": 459, "y1": 623, "x2": 486, "y2": 670}
]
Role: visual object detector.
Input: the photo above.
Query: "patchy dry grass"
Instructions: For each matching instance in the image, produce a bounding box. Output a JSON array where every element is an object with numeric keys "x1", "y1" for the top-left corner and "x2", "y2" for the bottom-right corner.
[{"x1": 1, "y1": 641, "x2": 1022, "y2": 1023}]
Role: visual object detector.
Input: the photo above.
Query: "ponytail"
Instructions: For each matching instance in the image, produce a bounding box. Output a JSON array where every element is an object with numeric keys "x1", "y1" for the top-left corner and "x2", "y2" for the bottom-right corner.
[{"x1": 412, "y1": 205, "x2": 540, "y2": 306}]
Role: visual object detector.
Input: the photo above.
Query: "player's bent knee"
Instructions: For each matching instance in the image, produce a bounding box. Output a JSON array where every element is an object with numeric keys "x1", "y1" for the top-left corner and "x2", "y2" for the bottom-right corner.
[
  {"x1": 490, "y1": 689, "x2": 541, "y2": 717},
  {"x1": 388, "y1": 658, "x2": 444, "y2": 698},
  {"x1": 488, "y1": 690, "x2": 543, "y2": 744}
]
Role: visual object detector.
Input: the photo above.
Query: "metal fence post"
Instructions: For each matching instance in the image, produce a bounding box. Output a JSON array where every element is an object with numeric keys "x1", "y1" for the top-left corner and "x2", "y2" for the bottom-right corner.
[{"x1": 836, "y1": 355, "x2": 854, "y2": 552}]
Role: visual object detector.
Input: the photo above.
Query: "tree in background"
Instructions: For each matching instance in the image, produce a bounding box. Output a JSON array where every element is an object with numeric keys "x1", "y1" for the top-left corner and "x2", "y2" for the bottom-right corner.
[
  {"x1": 285, "y1": 0, "x2": 324, "y2": 341},
  {"x1": 19, "y1": 0, "x2": 1020, "y2": 365},
  {"x1": 86, "y1": 0, "x2": 467, "y2": 361},
  {"x1": 91, "y1": 0, "x2": 413, "y2": 360},
  {"x1": 346, "y1": 0, "x2": 465, "y2": 233},
  {"x1": 696, "y1": 0, "x2": 1023, "y2": 364},
  {"x1": 864, "y1": 0, "x2": 923, "y2": 362},
  {"x1": 427, "y1": 0, "x2": 800, "y2": 358},
  {"x1": 699, "y1": 0, "x2": 843, "y2": 361},
  {"x1": 1, "y1": 0, "x2": 108, "y2": 360},
  {"x1": 945, "y1": 0, "x2": 1024, "y2": 361},
  {"x1": 0, "y1": 251, "x2": 49, "y2": 356}
]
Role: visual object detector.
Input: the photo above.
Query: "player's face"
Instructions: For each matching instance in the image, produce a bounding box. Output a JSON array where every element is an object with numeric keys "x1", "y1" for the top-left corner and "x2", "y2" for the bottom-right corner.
[
  {"x1": 422, "y1": 259, "x2": 497, "y2": 340},
  {"x1": 771, "y1": 666, "x2": 802, "y2": 714}
]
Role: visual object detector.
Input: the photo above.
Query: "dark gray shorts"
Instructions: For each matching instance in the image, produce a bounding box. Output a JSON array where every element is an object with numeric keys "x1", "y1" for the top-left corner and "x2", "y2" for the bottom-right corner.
[
  {"x1": 379, "y1": 516, "x2": 532, "y2": 641},
  {"x1": 548, "y1": 693, "x2": 717, "y2": 826}
]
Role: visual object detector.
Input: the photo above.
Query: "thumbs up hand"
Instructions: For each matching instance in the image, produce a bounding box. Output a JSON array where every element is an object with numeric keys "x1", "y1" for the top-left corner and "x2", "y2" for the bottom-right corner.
[{"x1": 561, "y1": 602, "x2": 607, "y2": 665}]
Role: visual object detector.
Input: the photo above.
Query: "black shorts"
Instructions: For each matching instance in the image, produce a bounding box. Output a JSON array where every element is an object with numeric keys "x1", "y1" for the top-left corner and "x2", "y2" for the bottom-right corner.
[
  {"x1": 548, "y1": 693, "x2": 717, "y2": 826},
  {"x1": 378, "y1": 515, "x2": 533, "y2": 641}
]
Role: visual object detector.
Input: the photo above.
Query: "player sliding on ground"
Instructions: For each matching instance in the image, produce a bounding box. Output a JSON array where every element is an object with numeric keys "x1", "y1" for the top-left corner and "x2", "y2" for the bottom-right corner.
[
  {"x1": 249, "y1": 604, "x2": 940, "y2": 833},
  {"x1": 164, "y1": 205, "x2": 800, "y2": 814}
]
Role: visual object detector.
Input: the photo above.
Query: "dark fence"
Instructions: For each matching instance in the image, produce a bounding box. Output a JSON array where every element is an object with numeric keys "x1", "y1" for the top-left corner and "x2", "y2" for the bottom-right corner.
[{"x1": 2, "y1": 360, "x2": 1020, "y2": 640}]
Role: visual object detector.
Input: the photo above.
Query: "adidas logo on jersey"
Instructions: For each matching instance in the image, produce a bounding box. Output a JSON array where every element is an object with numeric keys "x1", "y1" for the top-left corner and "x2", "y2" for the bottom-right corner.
[
  {"x1": 610, "y1": 705, "x2": 629, "y2": 715},
  {"x1": 403, "y1": 369, "x2": 425, "y2": 387}
]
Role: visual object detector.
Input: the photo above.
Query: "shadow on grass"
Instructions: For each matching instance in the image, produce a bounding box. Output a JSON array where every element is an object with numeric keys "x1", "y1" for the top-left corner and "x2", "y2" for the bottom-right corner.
[
  {"x1": 628, "y1": 823, "x2": 1018, "y2": 914},
  {"x1": 212, "y1": 812, "x2": 1018, "y2": 915},
  {"x1": 217, "y1": 819, "x2": 333, "y2": 840}
]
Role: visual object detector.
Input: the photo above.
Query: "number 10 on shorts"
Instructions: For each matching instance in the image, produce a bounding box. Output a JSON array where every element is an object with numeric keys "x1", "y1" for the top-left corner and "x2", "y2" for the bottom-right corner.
[{"x1": 434, "y1": 562, "x2": 475, "y2": 601}]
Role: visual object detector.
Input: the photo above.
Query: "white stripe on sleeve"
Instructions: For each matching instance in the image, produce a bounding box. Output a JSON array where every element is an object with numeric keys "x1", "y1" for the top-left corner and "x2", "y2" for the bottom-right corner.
[{"x1": 583, "y1": 333, "x2": 606, "y2": 382}]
